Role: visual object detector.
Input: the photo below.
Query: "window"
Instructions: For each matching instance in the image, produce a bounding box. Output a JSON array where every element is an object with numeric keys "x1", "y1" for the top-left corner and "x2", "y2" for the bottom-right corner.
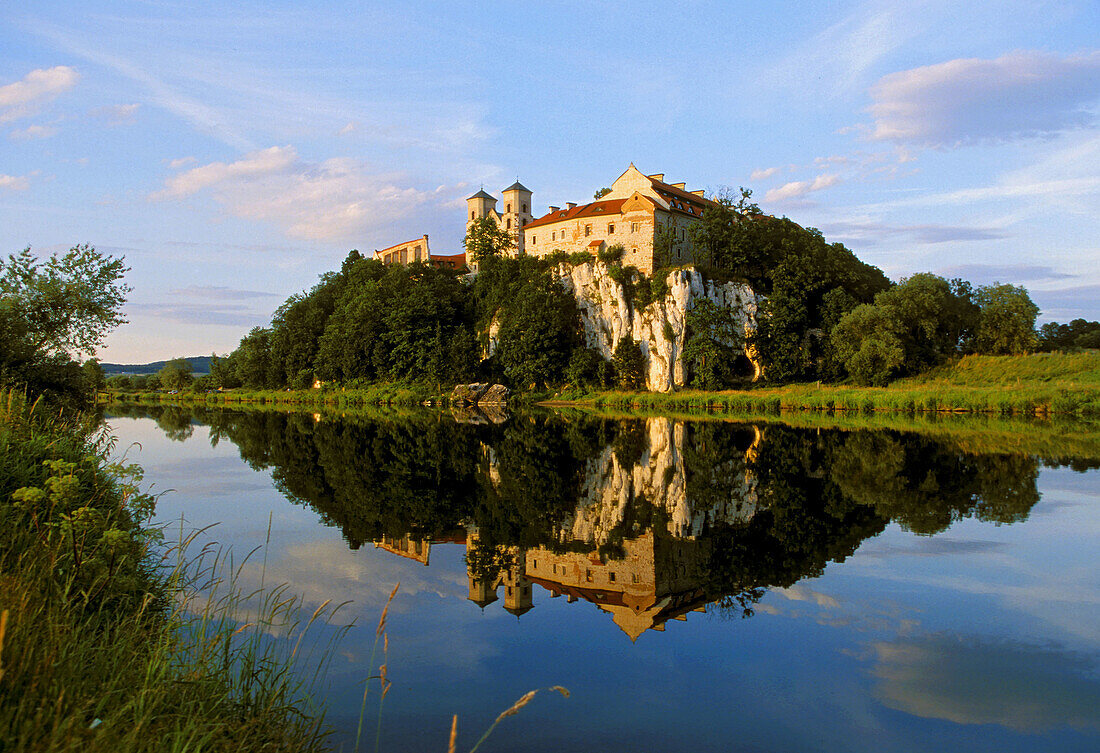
[
  {"x1": 471, "y1": 211, "x2": 475, "y2": 220},
  {"x1": 609, "y1": 572, "x2": 616, "y2": 582},
  {"x1": 551, "y1": 231, "x2": 555, "y2": 241},
  {"x1": 522, "y1": 203, "x2": 527, "y2": 213},
  {"x1": 584, "y1": 224, "x2": 591, "y2": 237},
  {"x1": 631, "y1": 222, "x2": 639, "y2": 232},
  {"x1": 585, "y1": 569, "x2": 593, "y2": 582},
  {"x1": 533, "y1": 559, "x2": 538, "y2": 569},
  {"x1": 506, "y1": 203, "x2": 511, "y2": 213},
  {"x1": 532, "y1": 235, "x2": 536, "y2": 244},
  {"x1": 608, "y1": 223, "x2": 615, "y2": 234},
  {"x1": 632, "y1": 574, "x2": 639, "y2": 584},
  {"x1": 506, "y1": 218, "x2": 511, "y2": 229},
  {"x1": 631, "y1": 247, "x2": 637, "y2": 256}
]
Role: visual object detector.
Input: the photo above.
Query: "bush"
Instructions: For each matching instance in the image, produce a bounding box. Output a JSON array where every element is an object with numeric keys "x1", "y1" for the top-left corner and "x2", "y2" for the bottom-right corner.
[
  {"x1": 597, "y1": 244, "x2": 624, "y2": 264},
  {"x1": 612, "y1": 337, "x2": 645, "y2": 389}
]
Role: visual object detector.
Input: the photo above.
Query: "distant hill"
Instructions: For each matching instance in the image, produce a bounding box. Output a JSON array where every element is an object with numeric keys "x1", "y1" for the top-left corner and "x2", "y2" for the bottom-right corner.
[{"x1": 101, "y1": 356, "x2": 214, "y2": 376}]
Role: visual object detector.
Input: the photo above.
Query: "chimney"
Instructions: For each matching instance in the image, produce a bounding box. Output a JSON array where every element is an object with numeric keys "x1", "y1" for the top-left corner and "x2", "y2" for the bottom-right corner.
[
  {"x1": 566, "y1": 202, "x2": 577, "y2": 209},
  {"x1": 647, "y1": 173, "x2": 665, "y2": 181},
  {"x1": 549, "y1": 205, "x2": 560, "y2": 212},
  {"x1": 671, "y1": 182, "x2": 686, "y2": 189}
]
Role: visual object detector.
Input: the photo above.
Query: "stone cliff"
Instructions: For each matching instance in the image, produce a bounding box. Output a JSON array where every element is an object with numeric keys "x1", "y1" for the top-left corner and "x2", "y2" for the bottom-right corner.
[{"x1": 554, "y1": 261, "x2": 761, "y2": 391}]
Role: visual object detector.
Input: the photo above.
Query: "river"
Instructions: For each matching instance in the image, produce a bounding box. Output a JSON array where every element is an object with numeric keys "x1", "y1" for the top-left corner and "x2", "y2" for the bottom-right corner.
[{"x1": 104, "y1": 404, "x2": 1100, "y2": 752}]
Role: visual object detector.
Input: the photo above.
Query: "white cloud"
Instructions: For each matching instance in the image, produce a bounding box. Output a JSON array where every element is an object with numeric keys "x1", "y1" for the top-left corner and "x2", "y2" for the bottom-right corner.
[
  {"x1": 154, "y1": 145, "x2": 297, "y2": 198},
  {"x1": 0, "y1": 66, "x2": 80, "y2": 123},
  {"x1": 337, "y1": 121, "x2": 356, "y2": 136},
  {"x1": 868, "y1": 51, "x2": 1100, "y2": 146},
  {"x1": 765, "y1": 173, "x2": 840, "y2": 203},
  {"x1": 168, "y1": 156, "x2": 196, "y2": 168},
  {"x1": 750, "y1": 167, "x2": 780, "y2": 181},
  {"x1": 90, "y1": 103, "x2": 140, "y2": 123},
  {"x1": 0, "y1": 174, "x2": 30, "y2": 191},
  {"x1": 9, "y1": 124, "x2": 58, "y2": 140},
  {"x1": 151, "y1": 145, "x2": 434, "y2": 241}
]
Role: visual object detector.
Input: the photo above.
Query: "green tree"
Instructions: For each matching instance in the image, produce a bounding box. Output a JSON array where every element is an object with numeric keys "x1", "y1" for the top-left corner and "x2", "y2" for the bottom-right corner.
[
  {"x1": 683, "y1": 298, "x2": 743, "y2": 389},
  {"x1": 157, "y1": 358, "x2": 193, "y2": 391},
  {"x1": 612, "y1": 337, "x2": 645, "y2": 389},
  {"x1": 0, "y1": 245, "x2": 129, "y2": 407},
  {"x1": 462, "y1": 217, "x2": 515, "y2": 264},
  {"x1": 830, "y1": 303, "x2": 906, "y2": 386},
  {"x1": 594, "y1": 187, "x2": 612, "y2": 200},
  {"x1": 970, "y1": 283, "x2": 1039, "y2": 355},
  {"x1": 0, "y1": 245, "x2": 130, "y2": 356},
  {"x1": 496, "y1": 274, "x2": 580, "y2": 388},
  {"x1": 82, "y1": 358, "x2": 106, "y2": 395}
]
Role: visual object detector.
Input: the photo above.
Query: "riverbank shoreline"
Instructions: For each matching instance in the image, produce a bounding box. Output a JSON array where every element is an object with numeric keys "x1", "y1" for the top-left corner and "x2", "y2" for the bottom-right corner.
[{"x1": 545, "y1": 352, "x2": 1100, "y2": 418}]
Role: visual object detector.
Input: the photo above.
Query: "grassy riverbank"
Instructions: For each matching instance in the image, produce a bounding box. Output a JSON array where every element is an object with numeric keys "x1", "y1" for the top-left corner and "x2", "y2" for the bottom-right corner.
[
  {"x1": 108, "y1": 382, "x2": 436, "y2": 408},
  {"x1": 0, "y1": 390, "x2": 344, "y2": 752},
  {"x1": 550, "y1": 352, "x2": 1100, "y2": 418}
]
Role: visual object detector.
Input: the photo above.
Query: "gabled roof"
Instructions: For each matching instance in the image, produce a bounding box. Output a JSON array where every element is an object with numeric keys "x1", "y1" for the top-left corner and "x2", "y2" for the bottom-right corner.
[
  {"x1": 524, "y1": 198, "x2": 629, "y2": 230},
  {"x1": 503, "y1": 181, "x2": 530, "y2": 193},
  {"x1": 468, "y1": 189, "x2": 495, "y2": 201}
]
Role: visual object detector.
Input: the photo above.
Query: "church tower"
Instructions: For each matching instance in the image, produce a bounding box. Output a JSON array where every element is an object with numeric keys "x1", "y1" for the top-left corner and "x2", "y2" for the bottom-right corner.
[
  {"x1": 501, "y1": 181, "x2": 533, "y2": 255},
  {"x1": 466, "y1": 189, "x2": 497, "y2": 225}
]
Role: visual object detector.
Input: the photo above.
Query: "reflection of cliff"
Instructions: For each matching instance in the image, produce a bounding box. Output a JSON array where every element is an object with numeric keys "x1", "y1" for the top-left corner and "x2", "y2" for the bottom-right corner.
[
  {"x1": 115, "y1": 404, "x2": 1046, "y2": 639},
  {"x1": 564, "y1": 418, "x2": 761, "y2": 545}
]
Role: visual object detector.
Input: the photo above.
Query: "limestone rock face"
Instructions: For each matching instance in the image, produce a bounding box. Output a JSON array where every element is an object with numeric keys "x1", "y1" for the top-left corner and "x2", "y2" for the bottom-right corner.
[
  {"x1": 554, "y1": 262, "x2": 760, "y2": 391},
  {"x1": 451, "y1": 383, "x2": 490, "y2": 406},
  {"x1": 480, "y1": 383, "x2": 510, "y2": 405}
]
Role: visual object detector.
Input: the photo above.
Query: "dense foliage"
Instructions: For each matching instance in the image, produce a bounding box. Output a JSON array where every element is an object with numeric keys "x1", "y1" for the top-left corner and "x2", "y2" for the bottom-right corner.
[
  {"x1": 1037, "y1": 318, "x2": 1100, "y2": 351},
  {"x1": 1, "y1": 245, "x2": 130, "y2": 409}
]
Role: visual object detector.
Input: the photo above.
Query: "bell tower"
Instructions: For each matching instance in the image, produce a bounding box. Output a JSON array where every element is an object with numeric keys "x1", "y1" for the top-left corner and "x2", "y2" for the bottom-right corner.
[
  {"x1": 501, "y1": 180, "x2": 533, "y2": 255},
  {"x1": 466, "y1": 188, "x2": 497, "y2": 226}
]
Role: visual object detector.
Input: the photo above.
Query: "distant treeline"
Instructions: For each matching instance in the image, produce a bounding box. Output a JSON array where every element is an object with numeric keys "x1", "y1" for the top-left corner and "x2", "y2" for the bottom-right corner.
[{"x1": 101, "y1": 356, "x2": 212, "y2": 376}]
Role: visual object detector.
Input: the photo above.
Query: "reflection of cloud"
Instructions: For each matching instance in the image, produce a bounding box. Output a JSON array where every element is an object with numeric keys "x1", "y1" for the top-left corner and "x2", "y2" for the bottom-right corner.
[
  {"x1": 872, "y1": 634, "x2": 1100, "y2": 731},
  {"x1": 856, "y1": 538, "x2": 1008, "y2": 558},
  {"x1": 868, "y1": 52, "x2": 1100, "y2": 147},
  {"x1": 776, "y1": 584, "x2": 840, "y2": 609},
  {"x1": 241, "y1": 538, "x2": 467, "y2": 610},
  {"x1": 0, "y1": 66, "x2": 79, "y2": 123}
]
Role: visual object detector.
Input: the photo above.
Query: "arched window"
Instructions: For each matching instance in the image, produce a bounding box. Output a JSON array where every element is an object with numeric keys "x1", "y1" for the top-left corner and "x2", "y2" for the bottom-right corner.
[
  {"x1": 506, "y1": 203, "x2": 511, "y2": 213},
  {"x1": 522, "y1": 203, "x2": 528, "y2": 213},
  {"x1": 471, "y1": 211, "x2": 475, "y2": 219}
]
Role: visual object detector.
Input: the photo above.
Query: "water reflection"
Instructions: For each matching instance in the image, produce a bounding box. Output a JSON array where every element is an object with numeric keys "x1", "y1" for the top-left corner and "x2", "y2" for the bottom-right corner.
[{"x1": 107, "y1": 405, "x2": 1053, "y2": 641}]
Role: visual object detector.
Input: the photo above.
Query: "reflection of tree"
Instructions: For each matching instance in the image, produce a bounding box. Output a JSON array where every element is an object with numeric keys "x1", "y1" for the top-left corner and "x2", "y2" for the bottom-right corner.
[
  {"x1": 827, "y1": 432, "x2": 1041, "y2": 534},
  {"x1": 112, "y1": 405, "x2": 1049, "y2": 626}
]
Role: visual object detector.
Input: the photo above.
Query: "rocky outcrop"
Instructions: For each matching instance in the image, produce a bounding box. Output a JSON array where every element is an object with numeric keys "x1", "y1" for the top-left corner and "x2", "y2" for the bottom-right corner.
[
  {"x1": 480, "y1": 384, "x2": 510, "y2": 404},
  {"x1": 450, "y1": 383, "x2": 509, "y2": 407},
  {"x1": 554, "y1": 262, "x2": 760, "y2": 392}
]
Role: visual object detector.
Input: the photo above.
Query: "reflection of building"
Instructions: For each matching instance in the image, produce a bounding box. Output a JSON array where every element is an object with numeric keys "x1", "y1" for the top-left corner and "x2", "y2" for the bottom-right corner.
[
  {"x1": 373, "y1": 419, "x2": 762, "y2": 640},
  {"x1": 523, "y1": 532, "x2": 710, "y2": 641},
  {"x1": 374, "y1": 531, "x2": 466, "y2": 567}
]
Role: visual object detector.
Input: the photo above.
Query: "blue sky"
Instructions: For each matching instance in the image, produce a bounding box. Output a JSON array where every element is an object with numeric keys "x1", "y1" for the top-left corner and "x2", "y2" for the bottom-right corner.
[{"x1": 2, "y1": 1, "x2": 1099, "y2": 362}]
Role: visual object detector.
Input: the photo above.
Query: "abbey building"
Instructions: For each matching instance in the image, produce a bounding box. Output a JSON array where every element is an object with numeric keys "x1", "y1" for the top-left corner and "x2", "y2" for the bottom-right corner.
[{"x1": 466, "y1": 164, "x2": 716, "y2": 274}]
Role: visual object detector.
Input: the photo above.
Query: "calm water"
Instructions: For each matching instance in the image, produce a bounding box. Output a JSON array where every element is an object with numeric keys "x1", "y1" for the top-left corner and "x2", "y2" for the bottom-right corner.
[{"x1": 105, "y1": 405, "x2": 1100, "y2": 753}]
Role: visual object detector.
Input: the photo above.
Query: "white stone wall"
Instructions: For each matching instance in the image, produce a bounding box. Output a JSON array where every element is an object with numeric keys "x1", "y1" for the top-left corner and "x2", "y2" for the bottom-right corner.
[{"x1": 554, "y1": 261, "x2": 761, "y2": 391}]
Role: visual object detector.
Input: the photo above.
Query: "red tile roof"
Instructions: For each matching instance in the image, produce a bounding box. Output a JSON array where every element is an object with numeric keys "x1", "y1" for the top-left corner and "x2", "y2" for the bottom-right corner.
[{"x1": 524, "y1": 198, "x2": 628, "y2": 230}]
